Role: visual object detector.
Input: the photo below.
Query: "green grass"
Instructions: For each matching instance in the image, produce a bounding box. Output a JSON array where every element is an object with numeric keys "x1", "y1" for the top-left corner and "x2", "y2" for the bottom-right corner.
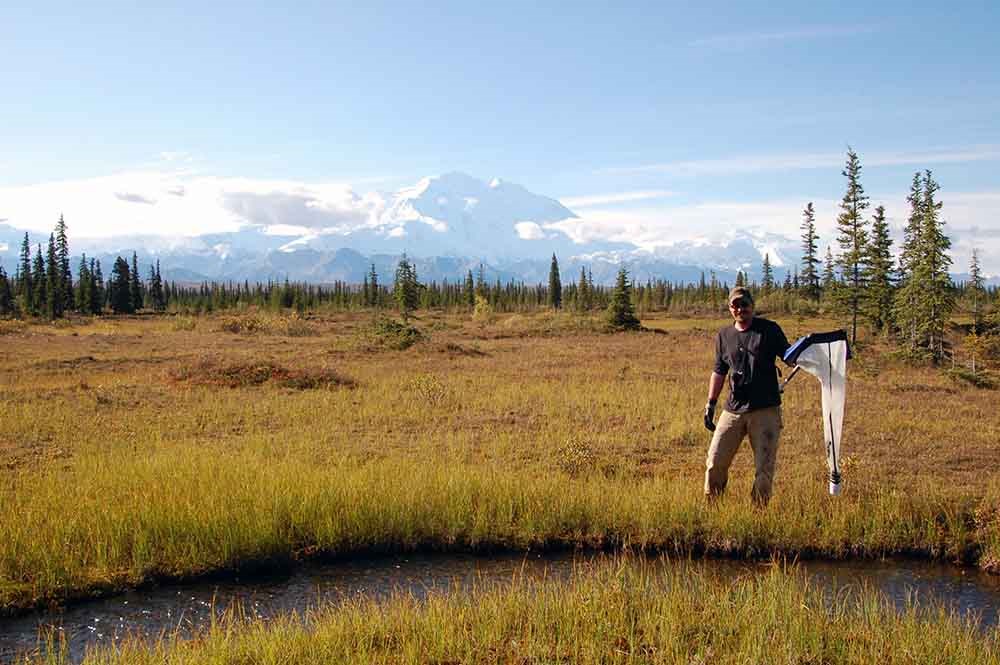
[{"x1": 23, "y1": 558, "x2": 1000, "y2": 664}]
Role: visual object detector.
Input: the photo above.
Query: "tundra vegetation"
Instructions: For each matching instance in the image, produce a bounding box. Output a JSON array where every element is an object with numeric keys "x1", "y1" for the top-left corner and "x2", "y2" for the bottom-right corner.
[{"x1": 1, "y1": 306, "x2": 999, "y2": 662}]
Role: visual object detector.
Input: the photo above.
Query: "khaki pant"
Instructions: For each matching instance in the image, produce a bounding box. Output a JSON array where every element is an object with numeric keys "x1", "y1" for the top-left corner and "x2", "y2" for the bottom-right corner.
[{"x1": 705, "y1": 406, "x2": 783, "y2": 505}]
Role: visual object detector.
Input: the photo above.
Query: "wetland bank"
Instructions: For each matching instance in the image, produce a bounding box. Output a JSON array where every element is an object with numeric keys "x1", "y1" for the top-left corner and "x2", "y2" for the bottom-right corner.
[{"x1": 2, "y1": 310, "x2": 999, "y2": 662}]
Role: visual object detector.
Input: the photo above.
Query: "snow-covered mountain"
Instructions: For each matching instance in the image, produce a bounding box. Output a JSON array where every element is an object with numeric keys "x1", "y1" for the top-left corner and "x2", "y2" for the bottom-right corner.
[{"x1": 272, "y1": 171, "x2": 597, "y2": 261}]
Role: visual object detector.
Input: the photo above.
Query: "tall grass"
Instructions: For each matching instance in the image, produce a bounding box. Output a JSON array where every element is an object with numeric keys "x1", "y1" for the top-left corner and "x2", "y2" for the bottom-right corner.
[
  {"x1": 1, "y1": 446, "x2": 993, "y2": 613},
  {"x1": 26, "y1": 559, "x2": 1000, "y2": 664}
]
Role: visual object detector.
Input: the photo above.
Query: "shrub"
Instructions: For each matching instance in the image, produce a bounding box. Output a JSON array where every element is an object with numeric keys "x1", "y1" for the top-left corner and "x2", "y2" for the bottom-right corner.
[
  {"x1": 216, "y1": 312, "x2": 318, "y2": 337},
  {"x1": 945, "y1": 367, "x2": 997, "y2": 390},
  {"x1": 354, "y1": 317, "x2": 424, "y2": 351},
  {"x1": 275, "y1": 315, "x2": 318, "y2": 337},
  {"x1": 217, "y1": 314, "x2": 267, "y2": 334},
  {"x1": 171, "y1": 316, "x2": 197, "y2": 331},
  {"x1": 472, "y1": 295, "x2": 494, "y2": 323},
  {"x1": 170, "y1": 358, "x2": 353, "y2": 390}
]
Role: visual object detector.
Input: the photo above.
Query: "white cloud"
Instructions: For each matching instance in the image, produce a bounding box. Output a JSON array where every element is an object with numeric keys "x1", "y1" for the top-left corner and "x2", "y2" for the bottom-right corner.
[
  {"x1": 559, "y1": 190, "x2": 675, "y2": 209},
  {"x1": 602, "y1": 146, "x2": 1000, "y2": 177},
  {"x1": 547, "y1": 191, "x2": 1000, "y2": 274},
  {"x1": 547, "y1": 200, "x2": 826, "y2": 248},
  {"x1": 0, "y1": 170, "x2": 386, "y2": 238},
  {"x1": 514, "y1": 221, "x2": 547, "y2": 240}
]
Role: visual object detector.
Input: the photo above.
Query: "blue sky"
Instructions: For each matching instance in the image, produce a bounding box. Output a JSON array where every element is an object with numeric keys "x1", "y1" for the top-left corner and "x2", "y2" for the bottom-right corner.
[{"x1": 3, "y1": 1, "x2": 1000, "y2": 271}]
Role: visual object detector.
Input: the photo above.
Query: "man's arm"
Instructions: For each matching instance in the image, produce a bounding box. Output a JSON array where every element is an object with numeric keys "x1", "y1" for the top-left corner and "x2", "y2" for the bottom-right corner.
[
  {"x1": 705, "y1": 332, "x2": 728, "y2": 431},
  {"x1": 707, "y1": 371, "x2": 725, "y2": 403},
  {"x1": 774, "y1": 322, "x2": 793, "y2": 366},
  {"x1": 704, "y1": 371, "x2": 726, "y2": 432}
]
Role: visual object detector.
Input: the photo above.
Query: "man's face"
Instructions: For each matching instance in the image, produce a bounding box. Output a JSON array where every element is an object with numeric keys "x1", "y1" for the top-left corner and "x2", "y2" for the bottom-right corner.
[{"x1": 729, "y1": 297, "x2": 753, "y2": 324}]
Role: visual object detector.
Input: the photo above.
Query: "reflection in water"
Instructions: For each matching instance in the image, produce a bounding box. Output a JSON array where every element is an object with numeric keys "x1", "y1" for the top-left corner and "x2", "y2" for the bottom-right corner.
[{"x1": 2, "y1": 552, "x2": 998, "y2": 663}]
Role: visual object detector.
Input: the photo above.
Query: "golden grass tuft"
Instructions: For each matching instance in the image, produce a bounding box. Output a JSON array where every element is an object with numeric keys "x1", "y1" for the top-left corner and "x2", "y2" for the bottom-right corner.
[{"x1": 216, "y1": 312, "x2": 319, "y2": 337}]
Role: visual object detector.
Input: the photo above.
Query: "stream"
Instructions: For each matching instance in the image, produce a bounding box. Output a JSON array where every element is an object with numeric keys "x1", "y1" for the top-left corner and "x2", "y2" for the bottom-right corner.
[{"x1": 2, "y1": 552, "x2": 999, "y2": 662}]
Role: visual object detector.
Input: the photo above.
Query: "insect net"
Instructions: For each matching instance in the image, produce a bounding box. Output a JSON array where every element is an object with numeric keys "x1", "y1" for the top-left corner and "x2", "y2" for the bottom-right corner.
[{"x1": 783, "y1": 330, "x2": 851, "y2": 495}]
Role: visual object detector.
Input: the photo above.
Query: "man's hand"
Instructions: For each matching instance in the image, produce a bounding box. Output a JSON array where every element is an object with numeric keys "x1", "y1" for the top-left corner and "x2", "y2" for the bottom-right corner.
[{"x1": 704, "y1": 400, "x2": 717, "y2": 432}]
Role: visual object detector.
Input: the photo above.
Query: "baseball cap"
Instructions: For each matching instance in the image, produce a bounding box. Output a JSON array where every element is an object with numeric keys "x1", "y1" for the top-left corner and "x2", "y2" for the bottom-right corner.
[{"x1": 728, "y1": 287, "x2": 754, "y2": 305}]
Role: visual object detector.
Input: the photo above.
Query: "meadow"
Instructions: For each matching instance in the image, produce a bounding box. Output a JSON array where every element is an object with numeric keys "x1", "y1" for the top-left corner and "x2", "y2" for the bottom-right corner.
[{"x1": 1, "y1": 308, "x2": 998, "y2": 659}]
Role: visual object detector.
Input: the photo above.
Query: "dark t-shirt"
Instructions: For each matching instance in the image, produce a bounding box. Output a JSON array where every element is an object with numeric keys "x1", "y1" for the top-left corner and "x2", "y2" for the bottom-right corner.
[{"x1": 714, "y1": 317, "x2": 790, "y2": 413}]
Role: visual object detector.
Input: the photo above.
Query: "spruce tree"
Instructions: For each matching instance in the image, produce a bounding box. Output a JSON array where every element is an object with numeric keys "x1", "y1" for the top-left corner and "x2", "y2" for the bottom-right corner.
[
  {"x1": 149, "y1": 260, "x2": 166, "y2": 311},
  {"x1": 833, "y1": 148, "x2": 870, "y2": 345},
  {"x1": 968, "y1": 248, "x2": 984, "y2": 334},
  {"x1": 129, "y1": 252, "x2": 143, "y2": 312},
  {"x1": 31, "y1": 244, "x2": 47, "y2": 316},
  {"x1": 393, "y1": 254, "x2": 420, "y2": 320},
  {"x1": 0, "y1": 266, "x2": 12, "y2": 316},
  {"x1": 548, "y1": 253, "x2": 562, "y2": 309},
  {"x1": 110, "y1": 256, "x2": 134, "y2": 314},
  {"x1": 45, "y1": 233, "x2": 61, "y2": 318},
  {"x1": 76, "y1": 255, "x2": 92, "y2": 315},
  {"x1": 894, "y1": 172, "x2": 924, "y2": 349},
  {"x1": 735, "y1": 270, "x2": 745, "y2": 287},
  {"x1": 761, "y1": 254, "x2": 774, "y2": 294},
  {"x1": 862, "y1": 205, "x2": 895, "y2": 335},
  {"x1": 576, "y1": 266, "x2": 590, "y2": 311},
  {"x1": 966, "y1": 249, "x2": 987, "y2": 375},
  {"x1": 800, "y1": 202, "x2": 820, "y2": 300},
  {"x1": 92, "y1": 259, "x2": 105, "y2": 314},
  {"x1": 915, "y1": 171, "x2": 954, "y2": 362},
  {"x1": 369, "y1": 264, "x2": 379, "y2": 308},
  {"x1": 463, "y1": 270, "x2": 475, "y2": 308},
  {"x1": 16, "y1": 232, "x2": 32, "y2": 314},
  {"x1": 475, "y1": 264, "x2": 486, "y2": 298},
  {"x1": 605, "y1": 266, "x2": 640, "y2": 331},
  {"x1": 55, "y1": 214, "x2": 73, "y2": 313},
  {"x1": 822, "y1": 246, "x2": 835, "y2": 295}
]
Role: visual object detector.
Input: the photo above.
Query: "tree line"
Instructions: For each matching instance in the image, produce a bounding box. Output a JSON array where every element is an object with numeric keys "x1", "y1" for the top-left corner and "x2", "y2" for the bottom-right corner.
[{"x1": 0, "y1": 217, "x2": 167, "y2": 317}]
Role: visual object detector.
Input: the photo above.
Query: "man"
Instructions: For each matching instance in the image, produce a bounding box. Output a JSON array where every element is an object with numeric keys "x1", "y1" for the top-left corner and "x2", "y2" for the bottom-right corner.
[{"x1": 703, "y1": 287, "x2": 791, "y2": 505}]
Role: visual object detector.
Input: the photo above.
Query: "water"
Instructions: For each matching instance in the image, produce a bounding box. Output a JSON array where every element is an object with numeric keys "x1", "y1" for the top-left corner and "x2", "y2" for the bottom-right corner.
[{"x1": 2, "y1": 552, "x2": 998, "y2": 663}]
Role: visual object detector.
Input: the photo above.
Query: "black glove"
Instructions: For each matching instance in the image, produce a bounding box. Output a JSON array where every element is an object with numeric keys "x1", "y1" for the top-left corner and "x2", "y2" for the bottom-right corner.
[{"x1": 704, "y1": 401, "x2": 717, "y2": 432}]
